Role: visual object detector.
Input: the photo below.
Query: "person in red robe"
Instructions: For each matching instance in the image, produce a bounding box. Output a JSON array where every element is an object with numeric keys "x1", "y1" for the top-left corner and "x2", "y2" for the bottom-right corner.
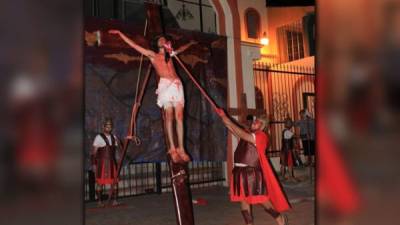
[
  {"x1": 216, "y1": 109, "x2": 291, "y2": 225},
  {"x1": 91, "y1": 118, "x2": 121, "y2": 206}
]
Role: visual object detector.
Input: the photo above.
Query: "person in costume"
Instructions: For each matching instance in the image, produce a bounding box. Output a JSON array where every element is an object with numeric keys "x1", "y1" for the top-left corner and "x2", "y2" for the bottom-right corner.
[
  {"x1": 91, "y1": 118, "x2": 121, "y2": 206},
  {"x1": 280, "y1": 118, "x2": 298, "y2": 182},
  {"x1": 295, "y1": 109, "x2": 315, "y2": 166},
  {"x1": 216, "y1": 109, "x2": 291, "y2": 225},
  {"x1": 108, "y1": 30, "x2": 196, "y2": 163}
]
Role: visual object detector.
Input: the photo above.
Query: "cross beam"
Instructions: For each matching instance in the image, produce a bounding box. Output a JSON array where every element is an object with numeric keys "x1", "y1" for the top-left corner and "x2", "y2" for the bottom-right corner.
[{"x1": 227, "y1": 93, "x2": 265, "y2": 123}]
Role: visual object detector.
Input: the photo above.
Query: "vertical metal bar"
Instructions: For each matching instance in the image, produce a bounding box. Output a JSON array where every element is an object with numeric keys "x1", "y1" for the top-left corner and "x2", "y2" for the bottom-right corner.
[
  {"x1": 275, "y1": 68, "x2": 280, "y2": 151},
  {"x1": 134, "y1": 164, "x2": 137, "y2": 195},
  {"x1": 156, "y1": 162, "x2": 162, "y2": 194},
  {"x1": 129, "y1": 163, "x2": 133, "y2": 196},
  {"x1": 145, "y1": 163, "x2": 150, "y2": 191},
  {"x1": 205, "y1": 161, "x2": 208, "y2": 187},
  {"x1": 262, "y1": 63, "x2": 267, "y2": 114},
  {"x1": 88, "y1": 170, "x2": 96, "y2": 201},
  {"x1": 140, "y1": 163, "x2": 144, "y2": 193},
  {"x1": 143, "y1": 163, "x2": 147, "y2": 191},
  {"x1": 122, "y1": 166, "x2": 125, "y2": 197},
  {"x1": 278, "y1": 66, "x2": 283, "y2": 120},
  {"x1": 201, "y1": 161, "x2": 205, "y2": 187},
  {"x1": 197, "y1": 161, "x2": 200, "y2": 188},
  {"x1": 289, "y1": 66, "x2": 295, "y2": 119},
  {"x1": 288, "y1": 67, "x2": 292, "y2": 118},
  {"x1": 283, "y1": 67, "x2": 288, "y2": 119}
]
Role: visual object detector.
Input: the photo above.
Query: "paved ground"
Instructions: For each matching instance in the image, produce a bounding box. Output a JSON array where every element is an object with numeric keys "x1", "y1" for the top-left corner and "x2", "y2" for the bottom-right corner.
[{"x1": 85, "y1": 167, "x2": 315, "y2": 225}]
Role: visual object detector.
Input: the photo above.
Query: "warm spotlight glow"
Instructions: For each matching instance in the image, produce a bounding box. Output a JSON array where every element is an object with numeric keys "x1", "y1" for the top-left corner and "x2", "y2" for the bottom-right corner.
[
  {"x1": 260, "y1": 37, "x2": 269, "y2": 45},
  {"x1": 260, "y1": 31, "x2": 269, "y2": 45}
]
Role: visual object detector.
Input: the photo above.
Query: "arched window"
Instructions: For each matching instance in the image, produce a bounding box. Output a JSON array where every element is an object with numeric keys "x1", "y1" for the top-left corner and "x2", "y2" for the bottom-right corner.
[{"x1": 245, "y1": 8, "x2": 261, "y2": 39}]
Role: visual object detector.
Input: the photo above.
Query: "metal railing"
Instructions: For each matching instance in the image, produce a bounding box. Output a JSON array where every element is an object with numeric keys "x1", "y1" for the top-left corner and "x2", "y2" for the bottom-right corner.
[
  {"x1": 85, "y1": 161, "x2": 225, "y2": 201},
  {"x1": 253, "y1": 62, "x2": 315, "y2": 156}
]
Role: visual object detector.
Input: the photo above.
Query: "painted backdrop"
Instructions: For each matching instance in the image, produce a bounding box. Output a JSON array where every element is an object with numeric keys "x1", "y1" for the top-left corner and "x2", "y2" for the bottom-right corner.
[{"x1": 84, "y1": 18, "x2": 227, "y2": 166}]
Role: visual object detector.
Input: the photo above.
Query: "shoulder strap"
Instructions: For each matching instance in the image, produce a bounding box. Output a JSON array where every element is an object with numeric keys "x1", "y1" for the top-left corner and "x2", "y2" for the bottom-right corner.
[
  {"x1": 110, "y1": 134, "x2": 116, "y2": 146},
  {"x1": 99, "y1": 133, "x2": 110, "y2": 146}
]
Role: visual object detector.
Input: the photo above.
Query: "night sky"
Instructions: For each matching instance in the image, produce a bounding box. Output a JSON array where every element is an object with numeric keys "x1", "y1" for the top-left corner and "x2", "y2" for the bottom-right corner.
[{"x1": 266, "y1": 0, "x2": 315, "y2": 7}]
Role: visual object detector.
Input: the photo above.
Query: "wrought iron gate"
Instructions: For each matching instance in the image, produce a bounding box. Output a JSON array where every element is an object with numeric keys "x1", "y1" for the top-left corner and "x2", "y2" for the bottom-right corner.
[{"x1": 253, "y1": 62, "x2": 315, "y2": 156}]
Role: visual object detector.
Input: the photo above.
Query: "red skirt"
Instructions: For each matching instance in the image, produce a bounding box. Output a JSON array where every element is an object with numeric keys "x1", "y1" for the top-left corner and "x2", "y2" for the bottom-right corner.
[
  {"x1": 96, "y1": 158, "x2": 118, "y2": 185},
  {"x1": 230, "y1": 166, "x2": 269, "y2": 204}
]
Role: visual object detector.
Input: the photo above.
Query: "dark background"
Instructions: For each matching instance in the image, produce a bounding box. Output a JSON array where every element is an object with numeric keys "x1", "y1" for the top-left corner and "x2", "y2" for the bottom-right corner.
[{"x1": 266, "y1": 0, "x2": 315, "y2": 7}]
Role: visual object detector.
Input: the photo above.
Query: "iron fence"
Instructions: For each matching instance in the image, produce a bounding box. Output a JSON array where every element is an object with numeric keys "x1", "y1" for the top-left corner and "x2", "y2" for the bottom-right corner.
[
  {"x1": 253, "y1": 62, "x2": 315, "y2": 157},
  {"x1": 84, "y1": 161, "x2": 225, "y2": 201}
]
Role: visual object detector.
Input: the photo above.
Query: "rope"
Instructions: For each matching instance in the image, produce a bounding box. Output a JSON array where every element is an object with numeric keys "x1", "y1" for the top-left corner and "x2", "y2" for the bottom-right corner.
[{"x1": 132, "y1": 19, "x2": 148, "y2": 137}]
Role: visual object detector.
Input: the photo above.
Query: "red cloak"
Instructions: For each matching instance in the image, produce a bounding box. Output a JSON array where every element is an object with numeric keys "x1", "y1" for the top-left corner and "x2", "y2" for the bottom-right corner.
[{"x1": 255, "y1": 131, "x2": 291, "y2": 212}]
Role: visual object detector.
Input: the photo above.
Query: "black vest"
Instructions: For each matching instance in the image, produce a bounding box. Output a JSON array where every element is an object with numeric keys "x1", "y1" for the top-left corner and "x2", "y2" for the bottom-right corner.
[
  {"x1": 281, "y1": 129, "x2": 294, "y2": 152},
  {"x1": 96, "y1": 133, "x2": 117, "y2": 160}
]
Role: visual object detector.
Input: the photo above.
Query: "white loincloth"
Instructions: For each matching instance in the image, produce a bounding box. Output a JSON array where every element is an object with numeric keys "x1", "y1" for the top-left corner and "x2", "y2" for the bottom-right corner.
[{"x1": 156, "y1": 78, "x2": 185, "y2": 108}]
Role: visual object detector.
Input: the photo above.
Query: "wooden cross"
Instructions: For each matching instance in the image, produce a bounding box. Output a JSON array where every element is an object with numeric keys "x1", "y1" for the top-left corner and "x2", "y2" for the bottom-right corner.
[{"x1": 227, "y1": 93, "x2": 265, "y2": 123}]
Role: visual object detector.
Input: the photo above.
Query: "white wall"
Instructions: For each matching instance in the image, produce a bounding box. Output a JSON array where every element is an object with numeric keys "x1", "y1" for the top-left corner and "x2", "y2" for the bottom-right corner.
[
  {"x1": 240, "y1": 42, "x2": 261, "y2": 109},
  {"x1": 279, "y1": 56, "x2": 315, "y2": 68}
]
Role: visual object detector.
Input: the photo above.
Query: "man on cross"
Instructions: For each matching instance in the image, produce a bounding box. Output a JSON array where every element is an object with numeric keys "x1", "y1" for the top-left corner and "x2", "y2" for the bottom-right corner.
[{"x1": 109, "y1": 30, "x2": 196, "y2": 163}]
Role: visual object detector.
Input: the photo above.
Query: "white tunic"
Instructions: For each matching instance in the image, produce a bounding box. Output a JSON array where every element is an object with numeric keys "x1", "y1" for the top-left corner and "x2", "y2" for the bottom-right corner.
[{"x1": 92, "y1": 134, "x2": 118, "y2": 148}]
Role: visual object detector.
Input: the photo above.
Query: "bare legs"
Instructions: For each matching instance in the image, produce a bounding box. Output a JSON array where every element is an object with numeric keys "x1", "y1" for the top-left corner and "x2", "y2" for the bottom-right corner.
[
  {"x1": 96, "y1": 184, "x2": 104, "y2": 207},
  {"x1": 260, "y1": 201, "x2": 286, "y2": 225},
  {"x1": 239, "y1": 201, "x2": 287, "y2": 225},
  {"x1": 110, "y1": 183, "x2": 119, "y2": 206},
  {"x1": 281, "y1": 152, "x2": 297, "y2": 182},
  {"x1": 175, "y1": 104, "x2": 190, "y2": 161},
  {"x1": 164, "y1": 106, "x2": 176, "y2": 150},
  {"x1": 164, "y1": 104, "x2": 190, "y2": 163},
  {"x1": 240, "y1": 201, "x2": 253, "y2": 225},
  {"x1": 96, "y1": 183, "x2": 119, "y2": 207}
]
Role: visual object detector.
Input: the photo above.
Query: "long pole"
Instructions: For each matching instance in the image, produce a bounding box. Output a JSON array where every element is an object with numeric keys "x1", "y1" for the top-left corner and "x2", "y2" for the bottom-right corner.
[{"x1": 173, "y1": 55, "x2": 218, "y2": 111}]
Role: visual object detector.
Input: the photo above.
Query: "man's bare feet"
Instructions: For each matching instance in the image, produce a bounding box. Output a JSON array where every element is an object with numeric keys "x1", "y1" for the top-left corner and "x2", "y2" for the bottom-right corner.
[
  {"x1": 168, "y1": 148, "x2": 181, "y2": 163},
  {"x1": 176, "y1": 147, "x2": 190, "y2": 162}
]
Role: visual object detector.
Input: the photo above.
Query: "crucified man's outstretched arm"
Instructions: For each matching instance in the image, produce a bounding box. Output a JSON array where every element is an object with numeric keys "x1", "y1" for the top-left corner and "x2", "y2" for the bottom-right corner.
[
  {"x1": 174, "y1": 40, "x2": 198, "y2": 55},
  {"x1": 109, "y1": 30, "x2": 155, "y2": 59}
]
